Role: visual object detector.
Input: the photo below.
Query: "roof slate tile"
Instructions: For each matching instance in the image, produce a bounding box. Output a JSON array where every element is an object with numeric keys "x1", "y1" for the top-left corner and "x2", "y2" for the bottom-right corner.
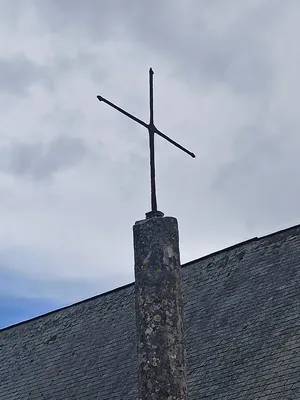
[{"x1": 1, "y1": 225, "x2": 300, "y2": 399}]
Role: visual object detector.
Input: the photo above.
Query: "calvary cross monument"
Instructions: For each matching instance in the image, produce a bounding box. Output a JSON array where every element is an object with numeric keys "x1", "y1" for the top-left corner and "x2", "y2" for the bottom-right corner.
[{"x1": 97, "y1": 68, "x2": 194, "y2": 400}]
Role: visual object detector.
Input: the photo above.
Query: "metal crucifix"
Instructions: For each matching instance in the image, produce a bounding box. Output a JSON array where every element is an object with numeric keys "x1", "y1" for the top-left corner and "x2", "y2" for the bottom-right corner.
[{"x1": 97, "y1": 68, "x2": 195, "y2": 218}]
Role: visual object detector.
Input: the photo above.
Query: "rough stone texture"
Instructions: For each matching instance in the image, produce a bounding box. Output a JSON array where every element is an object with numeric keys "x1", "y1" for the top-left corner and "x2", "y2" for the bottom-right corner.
[
  {"x1": 1, "y1": 224, "x2": 300, "y2": 399},
  {"x1": 133, "y1": 216, "x2": 188, "y2": 400}
]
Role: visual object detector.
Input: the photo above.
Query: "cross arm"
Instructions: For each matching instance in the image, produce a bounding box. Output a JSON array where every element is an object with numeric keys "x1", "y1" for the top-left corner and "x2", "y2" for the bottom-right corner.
[
  {"x1": 97, "y1": 95, "x2": 195, "y2": 158},
  {"x1": 97, "y1": 95, "x2": 148, "y2": 129},
  {"x1": 153, "y1": 127, "x2": 195, "y2": 158}
]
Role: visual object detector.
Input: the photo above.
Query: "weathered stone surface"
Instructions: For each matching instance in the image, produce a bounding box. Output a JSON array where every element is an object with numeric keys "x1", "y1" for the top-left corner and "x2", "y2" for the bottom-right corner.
[{"x1": 133, "y1": 216, "x2": 188, "y2": 400}]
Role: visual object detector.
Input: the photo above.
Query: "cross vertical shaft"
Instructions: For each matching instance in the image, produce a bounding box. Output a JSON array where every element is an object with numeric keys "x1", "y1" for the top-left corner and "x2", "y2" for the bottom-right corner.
[{"x1": 149, "y1": 68, "x2": 157, "y2": 213}]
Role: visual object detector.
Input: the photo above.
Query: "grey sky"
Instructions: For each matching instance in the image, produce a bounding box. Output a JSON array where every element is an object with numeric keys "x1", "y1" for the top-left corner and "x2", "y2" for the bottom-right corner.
[{"x1": 0, "y1": 0, "x2": 299, "y2": 303}]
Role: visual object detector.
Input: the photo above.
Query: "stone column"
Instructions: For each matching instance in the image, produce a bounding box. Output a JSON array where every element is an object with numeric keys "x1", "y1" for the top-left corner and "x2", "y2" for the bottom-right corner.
[{"x1": 133, "y1": 215, "x2": 188, "y2": 400}]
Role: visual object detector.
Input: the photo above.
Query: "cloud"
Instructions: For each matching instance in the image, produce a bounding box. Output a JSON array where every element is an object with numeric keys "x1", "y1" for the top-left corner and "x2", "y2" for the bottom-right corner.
[
  {"x1": 211, "y1": 123, "x2": 300, "y2": 233},
  {"x1": 0, "y1": 0, "x2": 300, "y2": 316},
  {"x1": 35, "y1": 0, "x2": 277, "y2": 94},
  {"x1": 0, "y1": 135, "x2": 88, "y2": 180},
  {"x1": 0, "y1": 264, "x2": 115, "y2": 304},
  {"x1": 0, "y1": 55, "x2": 41, "y2": 94}
]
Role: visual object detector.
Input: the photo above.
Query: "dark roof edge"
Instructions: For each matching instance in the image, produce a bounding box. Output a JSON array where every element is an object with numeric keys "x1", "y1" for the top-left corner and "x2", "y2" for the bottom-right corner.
[
  {"x1": 2, "y1": 222, "x2": 300, "y2": 334},
  {"x1": 181, "y1": 237, "x2": 259, "y2": 267},
  {"x1": 182, "y1": 222, "x2": 300, "y2": 268},
  {"x1": 0, "y1": 282, "x2": 134, "y2": 333},
  {"x1": 259, "y1": 222, "x2": 300, "y2": 240}
]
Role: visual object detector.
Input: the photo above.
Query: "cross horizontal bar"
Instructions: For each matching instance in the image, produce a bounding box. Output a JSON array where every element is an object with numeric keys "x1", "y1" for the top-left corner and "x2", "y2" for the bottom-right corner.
[
  {"x1": 97, "y1": 94, "x2": 195, "y2": 158},
  {"x1": 154, "y1": 127, "x2": 195, "y2": 158},
  {"x1": 97, "y1": 95, "x2": 148, "y2": 129}
]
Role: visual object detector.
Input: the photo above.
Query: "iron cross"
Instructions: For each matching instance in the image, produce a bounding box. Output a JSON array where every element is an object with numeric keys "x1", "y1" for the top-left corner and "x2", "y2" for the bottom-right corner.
[{"x1": 97, "y1": 68, "x2": 195, "y2": 218}]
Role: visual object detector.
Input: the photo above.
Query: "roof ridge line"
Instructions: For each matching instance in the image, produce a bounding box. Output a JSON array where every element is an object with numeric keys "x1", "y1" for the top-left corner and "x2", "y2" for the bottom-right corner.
[
  {"x1": 2, "y1": 222, "x2": 300, "y2": 334},
  {"x1": 182, "y1": 222, "x2": 300, "y2": 268},
  {"x1": 259, "y1": 222, "x2": 300, "y2": 240},
  {"x1": 181, "y1": 237, "x2": 258, "y2": 267},
  {"x1": 0, "y1": 282, "x2": 134, "y2": 333}
]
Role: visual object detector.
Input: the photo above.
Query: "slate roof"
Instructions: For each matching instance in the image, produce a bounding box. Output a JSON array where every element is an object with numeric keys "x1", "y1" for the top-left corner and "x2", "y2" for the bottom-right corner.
[{"x1": 1, "y1": 224, "x2": 300, "y2": 399}]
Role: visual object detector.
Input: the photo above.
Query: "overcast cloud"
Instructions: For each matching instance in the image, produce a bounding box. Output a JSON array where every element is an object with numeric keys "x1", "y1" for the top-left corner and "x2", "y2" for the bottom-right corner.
[{"x1": 0, "y1": 0, "x2": 300, "y2": 307}]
